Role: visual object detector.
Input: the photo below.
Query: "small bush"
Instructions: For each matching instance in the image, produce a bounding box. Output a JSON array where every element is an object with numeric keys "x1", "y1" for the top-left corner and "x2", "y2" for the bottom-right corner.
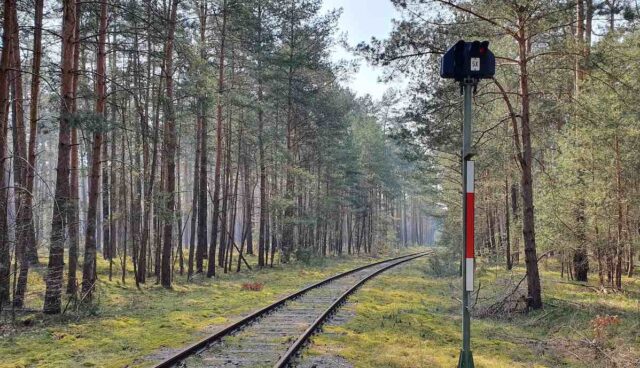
[
  {"x1": 241, "y1": 282, "x2": 264, "y2": 291},
  {"x1": 424, "y1": 250, "x2": 458, "y2": 278},
  {"x1": 591, "y1": 314, "x2": 620, "y2": 341},
  {"x1": 294, "y1": 248, "x2": 327, "y2": 267}
]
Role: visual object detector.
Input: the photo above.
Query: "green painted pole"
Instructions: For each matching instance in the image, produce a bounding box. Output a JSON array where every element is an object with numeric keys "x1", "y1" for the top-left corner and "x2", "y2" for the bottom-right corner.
[{"x1": 458, "y1": 79, "x2": 475, "y2": 368}]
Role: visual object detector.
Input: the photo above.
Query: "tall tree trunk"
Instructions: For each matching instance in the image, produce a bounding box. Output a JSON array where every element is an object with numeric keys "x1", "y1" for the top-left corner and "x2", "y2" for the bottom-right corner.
[
  {"x1": 25, "y1": 0, "x2": 44, "y2": 266},
  {"x1": 614, "y1": 134, "x2": 623, "y2": 290},
  {"x1": 161, "y1": 0, "x2": 180, "y2": 288},
  {"x1": 220, "y1": 99, "x2": 233, "y2": 272},
  {"x1": 108, "y1": 31, "x2": 119, "y2": 282},
  {"x1": 138, "y1": 0, "x2": 160, "y2": 284},
  {"x1": 130, "y1": 116, "x2": 142, "y2": 288},
  {"x1": 175, "y1": 138, "x2": 184, "y2": 276},
  {"x1": 189, "y1": 109, "x2": 202, "y2": 277},
  {"x1": 208, "y1": 0, "x2": 227, "y2": 277},
  {"x1": 243, "y1": 151, "x2": 253, "y2": 256},
  {"x1": 572, "y1": 0, "x2": 589, "y2": 282},
  {"x1": 9, "y1": 1, "x2": 37, "y2": 308},
  {"x1": 505, "y1": 176, "x2": 512, "y2": 270},
  {"x1": 0, "y1": 0, "x2": 10, "y2": 310},
  {"x1": 108, "y1": 129, "x2": 117, "y2": 281},
  {"x1": 517, "y1": 20, "x2": 543, "y2": 309},
  {"x1": 119, "y1": 133, "x2": 127, "y2": 283},
  {"x1": 282, "y1": 5, "x2": 296, "y2": 263},
  {"x1": 194, "y1": 0, "x2": 208, "y2": 276},
  {"x1": 81, "y1": 0, "x2": 107, "y2": 300},
  {"x1": 44, "y1": 0, "x2": 76, "y2": 313},
  {"x1": 102, "y1": 134, "x2": 111, "y2": 260},
  {"x1": 66, "y1": 2, "x2": 82, "y2": 295},
  {"x1": 256, "y1": 1, "x2": 267, "y2": 267}
]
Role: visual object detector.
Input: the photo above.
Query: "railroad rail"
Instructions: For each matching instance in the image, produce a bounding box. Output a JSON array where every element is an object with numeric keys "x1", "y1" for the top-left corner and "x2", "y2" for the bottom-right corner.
[{"x1": 154, "y1": 251, "x2": 430, "y2": 368}]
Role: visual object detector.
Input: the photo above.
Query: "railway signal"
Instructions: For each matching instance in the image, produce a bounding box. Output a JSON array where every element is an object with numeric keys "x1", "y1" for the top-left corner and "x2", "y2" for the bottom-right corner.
[
  {"x1": 440, "y1": 40, "x2": 495, "y2": 368},
  {"x1": 440, "y1": 40, "x2": 495, "y2": 81}
]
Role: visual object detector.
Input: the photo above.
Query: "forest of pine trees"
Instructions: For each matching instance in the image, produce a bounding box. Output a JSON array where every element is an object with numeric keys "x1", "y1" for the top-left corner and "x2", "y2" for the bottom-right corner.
[
  {"x1": 361, "y1": 0, "x2": 640, "y2": 309},
  {"x1": 1, "y1": 0, "x2": 640, "y2": 366},
  {"x1": 0, "y1": 0, "x2": 638, "y2": 327},
  {"x1": 0, "y1": 0, "x2": 437, "y2": 315}
]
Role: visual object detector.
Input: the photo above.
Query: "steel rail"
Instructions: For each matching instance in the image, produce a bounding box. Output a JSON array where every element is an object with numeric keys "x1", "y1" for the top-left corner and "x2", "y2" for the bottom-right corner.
[
  {"x1": 153, "y1": 251, "x2": 428, "y2": 368},
  {"x1": 273, "y1": 251, "x2": 429, "y2": 367}
]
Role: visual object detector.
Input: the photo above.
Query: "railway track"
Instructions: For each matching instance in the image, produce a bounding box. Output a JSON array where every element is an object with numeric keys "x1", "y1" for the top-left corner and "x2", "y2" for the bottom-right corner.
[{"x1": 153, "y1": 251, "x2": 430, "y2": 368}]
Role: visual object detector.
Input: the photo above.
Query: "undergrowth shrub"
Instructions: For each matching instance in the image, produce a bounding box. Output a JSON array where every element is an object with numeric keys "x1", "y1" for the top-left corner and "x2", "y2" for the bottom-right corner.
[
  {"x1": 424, "y1": 249, "x2": 458, "y2": 278},
  {"x1": 294, "y1": 248, "x2": 327, "y2": 267},
  {"x1": 241, "y1": 282, "x2": 264, "y2": 291}
]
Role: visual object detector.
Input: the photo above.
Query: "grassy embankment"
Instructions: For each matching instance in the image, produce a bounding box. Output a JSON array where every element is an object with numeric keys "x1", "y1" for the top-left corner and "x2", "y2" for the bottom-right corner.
[
  {"x1": 0, "y1": 247, "x2": 420, "y2": 368},
  {"x1": 306, "y1": 255, "x2": 640, "y2": 368}
]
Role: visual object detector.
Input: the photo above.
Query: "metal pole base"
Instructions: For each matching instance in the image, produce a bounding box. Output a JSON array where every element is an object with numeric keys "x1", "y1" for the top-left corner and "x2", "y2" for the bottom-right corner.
[{"x1": 457, "y1": 350, "x2": 475, "y2": 368}]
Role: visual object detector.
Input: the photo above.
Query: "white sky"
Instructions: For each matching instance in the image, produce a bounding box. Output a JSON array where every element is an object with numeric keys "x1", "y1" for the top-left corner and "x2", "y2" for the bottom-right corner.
[{"x1": 322, "y1": 0, "x2": 401, "y2": 100}]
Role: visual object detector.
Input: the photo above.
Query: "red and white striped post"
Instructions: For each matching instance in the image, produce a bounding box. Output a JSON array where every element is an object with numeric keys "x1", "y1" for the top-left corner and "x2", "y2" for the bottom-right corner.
[{"x1": 465, "y1": 160, "x2": 474, "y2": 292}]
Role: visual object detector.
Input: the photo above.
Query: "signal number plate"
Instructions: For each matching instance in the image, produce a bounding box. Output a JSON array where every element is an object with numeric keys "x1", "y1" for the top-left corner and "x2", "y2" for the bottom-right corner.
[{"x1": 471, "y1": 58, "x2": 480, "y2": 71}]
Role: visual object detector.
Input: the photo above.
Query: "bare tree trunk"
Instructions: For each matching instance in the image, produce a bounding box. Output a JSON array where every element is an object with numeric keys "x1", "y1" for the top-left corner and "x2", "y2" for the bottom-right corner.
[
  {"x1": 257, "y1": 0, "x2": 267, "y2": 267},
  {"x1": 102, "y1": 133, "x2": 111, "y2": 261},
  {"x1": 0, "y1": 0, "x2": 9, "y2": 309},
  {"x1": 66, "y1": 1, "x2": 82, "y2": 296},
  {"x1": 220, "y1": 101, "x2": 233, "y2": 272},
  {"x1": 81, "y1": 0, "x2": 107, "y2": 300},
  {"x1": 614, "y1": 134, "x2": 623, "y2": 290},
  {"x1": 138, "y1": 0, "x2": 160, "y2": 284},
  {"x1": 243, "y1": 151, "x2": 253, "y2": 256},
  {"x1": 107, "y1": 31, "x2": 119, "y2": 282},
  {"x1": 130, "y1": 120, "x2": 142, "y2": 288},
  {"x1": 25, "y1": 0, "x2": 44, "y2": 266},
  {"x1": 572, "y1": 0, "x2": 589, "y2": 282},
  {"x1": 9, "y1": 1, "x2": 37, "y2": 308},
  {"x1": 194, "y1": 0, "x2": 208, "y2": 276},
  {"x1": 226, "y1": 137, "x2": 242, "y2": 272},
  {"x1": 160, "y1": 0, "x2": 180, "y2": 288},
  {"x1": 120, "y1": 132, "x2": 128, "y2": 283},
  {"x1": 189, "y1": 111, "x2": 201, "y2": 276},
  {"x1": 209, "y1": 0, "x2": 227, "y2": 277},
  {"x1": 44, "y1": 0, "x2": 76, "y2": 313},
  {"x1": 505, "y1": 176, "x2": 512, "y2": 270},
  {"x1": 517, "y1": 19, "x2": 542, "y2": 309},
  {"x1": 175, "y1": 139, "x2": 184, "y2": 276}
]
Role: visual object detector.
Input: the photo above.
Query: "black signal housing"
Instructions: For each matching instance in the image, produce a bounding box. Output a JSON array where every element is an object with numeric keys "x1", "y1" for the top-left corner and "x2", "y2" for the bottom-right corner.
[{"x1": 440, "y1": 40, "x2": 495, "y2": 81}]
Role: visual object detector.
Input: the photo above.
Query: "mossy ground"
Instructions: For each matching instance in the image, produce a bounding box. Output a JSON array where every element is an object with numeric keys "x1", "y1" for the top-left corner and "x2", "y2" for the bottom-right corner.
[
  {"x1": 306, "y1": 255, "x2": 640, "y2": 368},
  {"x1": 0, "y1": 248, "x2": 419, "y2": 368}
]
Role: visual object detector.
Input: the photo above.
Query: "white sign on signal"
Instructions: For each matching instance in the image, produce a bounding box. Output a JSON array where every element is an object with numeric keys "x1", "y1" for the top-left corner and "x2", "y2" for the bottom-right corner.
[{"x1": 470, "y1": 57, "x2": 480, "y2": 71}]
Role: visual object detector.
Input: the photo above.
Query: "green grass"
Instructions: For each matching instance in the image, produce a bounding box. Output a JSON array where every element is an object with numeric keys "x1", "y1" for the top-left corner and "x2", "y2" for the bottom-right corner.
[
  {"x1": 0, "y1": 248, "x2": 420, "y2": 368},
  {"x1": 306, "y1": 256, "x2": 640, "y2": 368}
]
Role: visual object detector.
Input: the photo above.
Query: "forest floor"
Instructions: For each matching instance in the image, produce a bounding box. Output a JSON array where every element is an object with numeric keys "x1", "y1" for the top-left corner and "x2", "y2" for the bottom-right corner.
[
  {"x1": 304, "y1": 255, "x2": 640, "y2": 368},
  {"x1": 0, "y1": 247, "x2": 419, "y2": 368}
]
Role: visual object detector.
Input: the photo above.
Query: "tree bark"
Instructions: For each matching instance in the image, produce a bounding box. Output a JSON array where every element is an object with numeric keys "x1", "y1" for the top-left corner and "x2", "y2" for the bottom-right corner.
[
  {"x1": 44, "y1": 0, "x2": 76, "y2": 313},
  {"x1": 282, "y1": 3, "x2": 297, "y2": 263},
  {"x1": 572, "y1": 0, "x2": 589, "y2": 283},
  {"x1": 517, "y1": 19, "x2": 543, "y2": 309},
  {"x1": 209, "y1": 0, "x2": 227, "y2": 277},
  {"x1": 160, "y1": 0, "x2": 180, "y2": 288},
  {"x1": 194, "y1": 0, "x2": 208, "y2": 276},
  {"x1": 81, "y1": 0, "x2": 108, "y2": 299},
  {"x1": 505, "y1": 176, "x2": 512, "y2": 270},
  {"x1": 189, "y1": 108, "x2": 202, "y2": 277},
  {"x1": 614, "y1": 134, "x2": 623, "y2": 290},
  {"x1": 25, "y1": 0, "x2": 44, "y2": 266},
  {"x1": 0, "y1": 0, "x2": 10, "y2": 310},
  {"x1": 243, "y1": 150, "x2": 253, "y2": 256},
  {"x1": 9, "y1": 1, "x2": 37, "y2": 308},
  {"x1": 256, "y1": 0, "x2": 267, "y2": 267},
  {"x1": 66, "y1": 0, "x2": 82, "y2": 296}
]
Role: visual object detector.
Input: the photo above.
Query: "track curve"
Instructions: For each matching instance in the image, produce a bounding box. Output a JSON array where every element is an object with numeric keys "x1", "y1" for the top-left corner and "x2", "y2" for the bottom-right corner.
[{"x1": 154, "y1": 251, "x2": 430, "y2": 368}]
